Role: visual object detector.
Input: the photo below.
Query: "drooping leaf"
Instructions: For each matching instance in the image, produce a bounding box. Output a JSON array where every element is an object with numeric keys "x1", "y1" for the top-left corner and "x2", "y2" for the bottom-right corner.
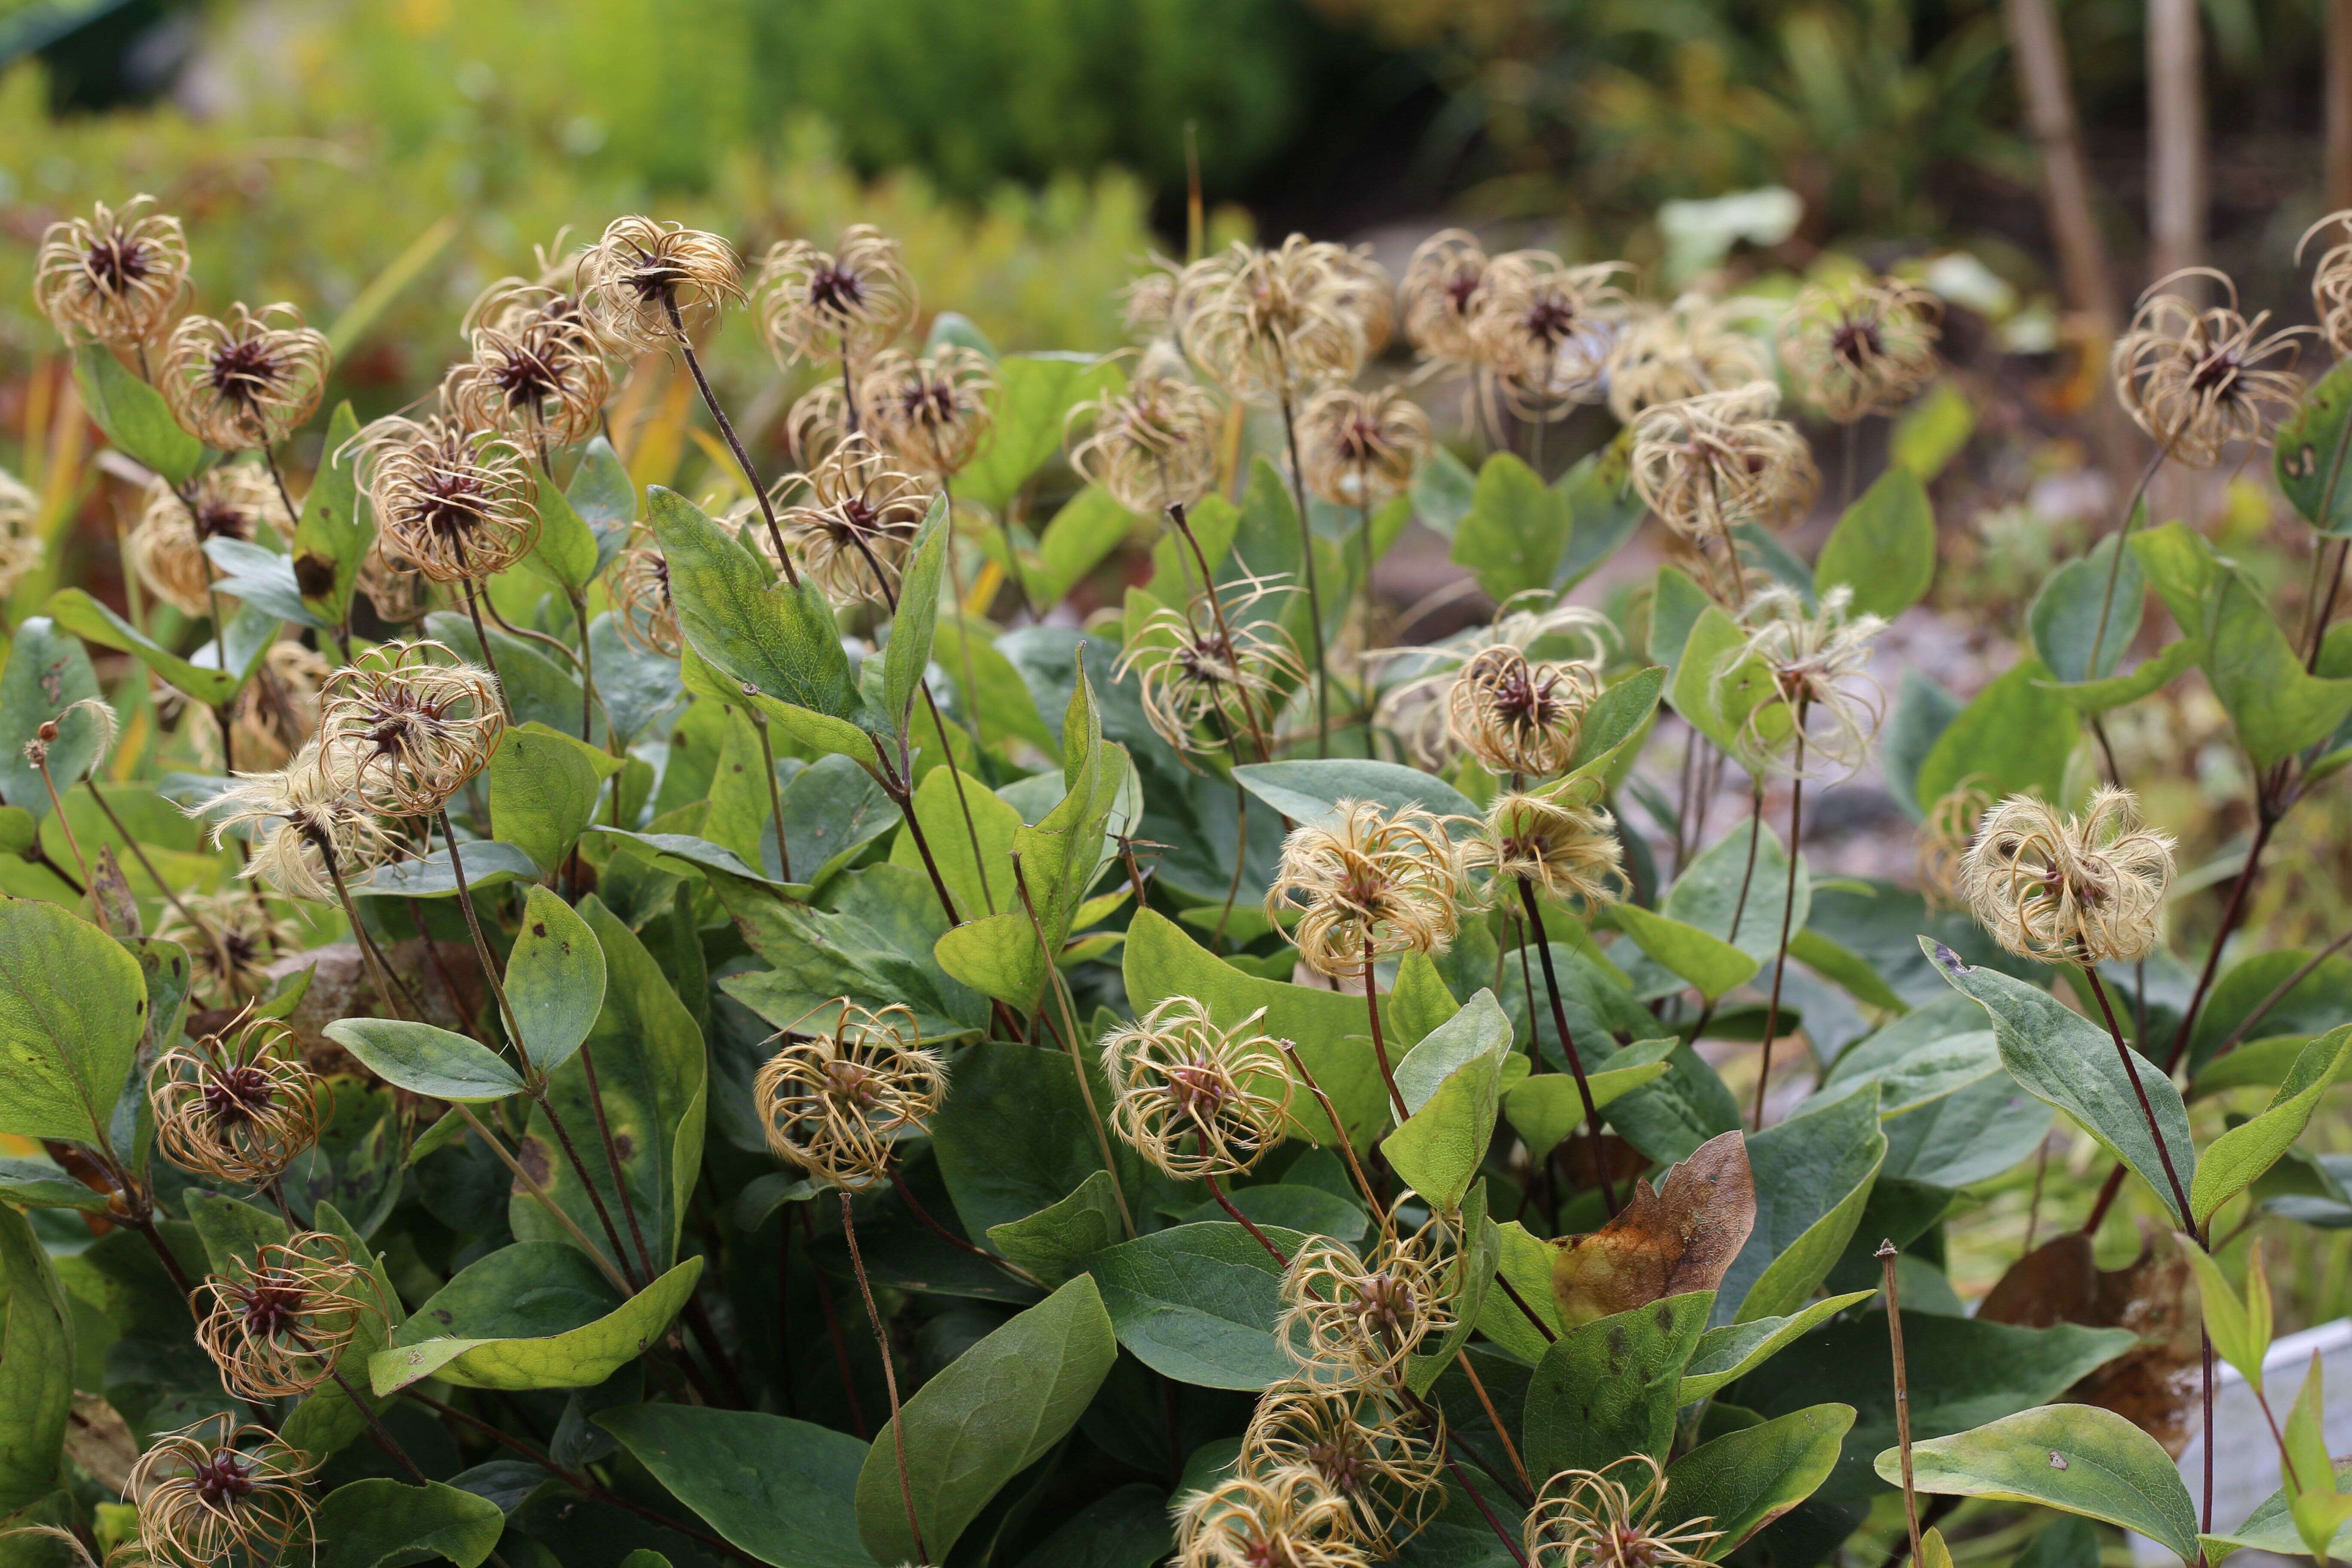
[
  {"x1": 1084, "y1": 1222, "x2": 1302, "y2": 1391},
  {"x1": 371, "y1": 1243, "x2": 702, "y2": 1395},
  {"x1": 1664, "y1": 1403, "x2": 1856, "y2": 1557},
  {"x1": 2189, "y1": 1025, "x2": 2352, "y2": 1225},
  {"x1": 44, "y1": 590, "x2": 276, "y2": 707},
  {"x1": 324, "y1": 1020, "x2": 525, "y2": 1104},
  {"x1": 0, "y1": 1207, "x2": 73, "y2": 1510},
  {"x1": 1553, "y1": 1130, "x2": 1753, "y2": 1329}
]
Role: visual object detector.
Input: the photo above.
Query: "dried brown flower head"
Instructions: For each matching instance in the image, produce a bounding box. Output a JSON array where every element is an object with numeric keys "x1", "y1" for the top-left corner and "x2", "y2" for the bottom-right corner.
[
  {"x1": 1960, "y1": 787, "x2": 2175, "y2": 965},
  {"x1": 1779, "y1": 274, "x2": 1942, "y2": 423},
  {"x1": 1115, "y1": 573, "x2": 1305, "y2": 756},
  {"x1": 151, "y1": 1010, "x2": 324, "y2": 1186},
  {"x1": 1915, "y1": 780, "x2": 1993, "y2": 909},
  {"x1": 1065, "y1": 362, "x2": 1225, "y2": 515},
  {"x1": 0, "y1": 467, "x2": 41, "y2": 600},
  {"x1": 1375, "y1": 596, "x2": 1615, "y2": 770},
  {"x1": 160, "y1": 305, "x2": 332, "y2": 452},
  {"x1": 1468, "y1": 253, "x2": 1631, "y2": 418},
  {"x1": 357, "y1": 413, "x2": 540, "y2": 582},
  {"x1": 1175, "y1": 237, "x2": 1381, "y2": 402},
  {"x1": 129, "y1": 1415, "x2": 318, "y2": 1568},
  {"x1": 1296, "y1": 387, "x2": 1431, "y2": 508},
  {"x1": 2113, "y1": 270, "x2": 2308, "y2": 469},
  {"x1": 193, "y1": 1232, "x2": 381, "y2": 1399},
  {"x1": 1714, "y1": 585, "x2": 1885, "y2": 778},
  {"x1": 1099, "y1": 998, "x2": 1294, "y2": 1178},
  {"x1": 858, "y1": 346, "x2": 995, "y2": 475},
  {"x1": 2300, "y1": 210, "x2": 2352, "y2": 358},
  {"x1": 752, "y1": 1004, "x2": 947, "y2": 1189},
  {"x1": 1400, "y1": 229, "x2": 1489, "y2": 367},
  {"x1": 1443, "y1": 645, "x2": 1602, "y2": 778},
  {"x1": 154, "y1": 889, "x2": 302, "y2": 1010},
  {"x1": 756, "y1": 226, "x2": 918, "y2": 368},
  {"x1": 1279, "y1": 1204, "x2": 1461, "y2": 1388},
  {"x1": 1472, "y1": 791, "x2": 1625, "y2": 907},
  {"x1": 1122, "y1": 261, "x2": 1182, "y2": 341},
  {"x1": 1241, "y1": 1382, "x2": 1444, "y2": 1553},
  {"x1": 611, "y1": 529, "x2": 681, "y2": 655},
  {"x1": 1628, "y1": 381, "x2": 1817, "y2": 550},
  {"x1": 444, "y1": 279, "x2": 612, "y2": 447},
  {"x1": 774, "y1": 434, "x2": 937, "y2": 605},
  {"x1": 1267, "y1": 801, "x2": 1467, "y2": 978},
  {"x1": 315, "y1": 641, "x2": 505, "y2": 818},
  {"x1": 1176, "y1": 1468, "x2": 1367, "y2": 1568},
  {"x1": 1525, "y1": 1454, "x2": 1722, "y2": 1568},
  {"x1": 786, "y1": 383, "x2": 852, "y2": 469},
  {"x1": 1606, "y1": 293, "x2": 1770, "y2": 422},
  {"x1": 34, "y1": 196, "x2": 190, "y2": 346},
  {"x1": 577, "y1": 217, "x2": 745, "y2": 352},
  {"x1": 205, "y1": 741, "x2": 405, "y2": 903},
  {"x1": 130, "y1": 465, "x2": 291, "y2": 617}
]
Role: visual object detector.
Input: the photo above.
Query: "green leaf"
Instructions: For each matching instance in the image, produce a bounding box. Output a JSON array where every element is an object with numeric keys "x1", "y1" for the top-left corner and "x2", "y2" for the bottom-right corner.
[
  {"x1": 1665, "y1": 1403, "x2": 1856, "y2": 1557},
  {"x1": 1816, "y1": 468, "x2": 1935, "y2": 619},
  {"x1": 1881, "y1": 1405, "x2": 2199, "y2": 1565},
  {"x1": 1389, "y1": 951, "x2": 1462, "y2": 1051},
  {"x1": 1556, "y1": 445, "x2": 1646, "y2": 590},
  {"x1": 962, "y1": 354, "x2": 1123, "y2": 514},
  {"x1": 1667, "y1": 605, "x2": 1772, "y2": 758},
  {"x1": 1912, "y1": 657, "x2": 2078, "y2": 814},
  {"x1": 349, "y1": 840, "x2": 543, "y2": 899},
  {"x1": 1452, "y1": 453, "x2": 1570, "y2": 602},
  {"x1": 1663, "y1": 823, "x2": 1809, "y2": 968},
  {"x1": 596, "y1": 1405, "x2": 876, "y2": 1568},
  {"x1": 0, "y1": 1157, "x2": 108, "y2": 1212},
  {"x1": 852, "y1": 1274, "x2": 1117, "y2": 1565},
  {"x1": 567, "y1": 437, "x2": 638, "y2": 564},
  {"x1": 291, "y1": 402, "x2": 369, "y2": 625},
  {"x1": 1500, "y1": 1039, "x2": 1676, "y2": 1160},
  {"x1": 2208, "y1": 568, "x2": 2352, "y2": 766},
  {"x1": 521, "y1": 476, "x2": 600, "y2": 595},
  {"x1": 0, "y1": 900, "x2": 146, "y2": 1147},
  {"x1": 187, "y1": 1192, "x2": 287, "y2": 1275},
  {"x1": 2045, "y1": 638, "x2": 2202, "y2": 715},
  {"x1": 717, "y1": 864, "x2": 986, "y2": 1045},
  {"x1": 2029, "y1": 535, "x2": 2142, "y2": 687},
  {"x1": 1926, "y1": 940, "x2": 2196, "y2": 1225},
  {"x1": 1522, "y1": 1290, "x2": 1712, "y2": 1480},
  {"x1": 1027, "y1": 486, "x2": 1137, "y2": 607},
  {"x1": 2190, "y1": 1025, "x2": 2352, "y2": 1225},
  {"x1": 1566, "y1": 665, "x2": 1668, "y2": 780},
  {"x1": 0, "y1": 1207, "x2": 72, "y2": 1510},
  {"x1": 506, "y1": 886, "x2": 607, "y2": 1078},
  {"x1": 322, "y1": 1019, "x2": 525, "y2": 1104},
  {"x1": 1084, "y1": 1222, "x2": 1300, "y2": 1391},
  {"x1": 312, "y1": 1480, "x2": 506, "y2": 1568},
  {"x1": 1612, "y1": 905, "x2": 1758, "y2": 1001},
  {"x1": 1678, "y1": 1292, "x2": 1875, "y2": 1404},
  {"x1": 2275, "y1": 358, "x2": 2352, "y2": 535},
  {"x1": 646, "y1": 487, "x2": 862, "y2": 725},
  {"x1": 1818, "y1": 1005, "x2": 2001, "y2": 1116},
  {"x1": 986, "y1": 1171, "x2": 1124, "y2": 1290},
  {"x1": 929, "y1": 1038, "x2": 1158, "y2": 1240},
  {"x1": 1403, "y1": 1179, "x2": 1498, "y2": 1394},
  {"x1": 888, "y1": 766, "x2": 1024, "y2": 925},
  {"x1": 489, "y1": 723, "x2": 621, "y2": 876},
  {"x1": 2204, "y1": 1463, "x2": 2352, "y2": 1564},
  {"x1": 2175, "y1": 1237, "x2": 2271, "y2": 1389},
  {"x1": 205, "y1": 536, "x2": 328, "y2": 630},
  {"x1": 1232, "y1": 758, "x2": 1479, "y2": 830},
  {"x1": 1382, "y1": 992, "x2": 1513, "y2": 1211},
  {"x1": 372, "y1": 1243, "x2": 703, "y2": 1394},
  {"x1": 73, "y1": 344, "x2": 202, "y2": 487},
  {"x1": 44, "y1": 588, "x2": 272, "y2": 707},
  {"x1": 1723, "y1": 1089, "x2": 1885, "y2": 1323},
  {"x1": 0, "y1": 619, "x2": 101, "y2": 822},
  {"x1": 881, "y1": 499, "x2": 949, "y2": 732},
  {"x1": 1890, "y1": 382, "x2": 1976, "y2": 480}
]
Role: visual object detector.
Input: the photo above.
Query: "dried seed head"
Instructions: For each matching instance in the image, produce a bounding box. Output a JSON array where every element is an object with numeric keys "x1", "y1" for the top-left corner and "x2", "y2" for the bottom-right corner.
[
  {"x1": 1606, "y1": 293, "x2": 1770, "y2": 422},
  {"x1": 1524, "y1": 1454, "x2": 1722, "y2": 1568},
  {"x1": 1960, "y1": 787, "x2": 2174, "y2": 965},
  {"x1": 0, "y1": 467, "x2": 41, "y2": 601},
  {"x1": 858, "y1": 346, "x2": 995, "y2": 476},
  {"x1": 129, "y1": 1414, "x2": 318, "y2": 1568},
  {"x1": 1779, "y1": 274, "x2": 1941, "y2": 423},
  {"x1": 1443, "y1": 645, "x2": 1602, "y2": 778},
  {"x1": 2112, "y1": 270, "x2": 2309, "y2": 469},
  {"x1": 160, "y1": 304, "x2": 332, "y2": 452},
  {"x1": 34, "y1": 196, "x2": 191, "y2": 346},
  {"x1": 1400, "y1": 229, "x2": 1489, "y2": 367},
  {"x1": 154, "y1": 890, "x2": 301, "y2": 1011},
  {"x1": 444, "y1": 279, "x2": 612, "y2": 447},
  {"x1": 1114, "y1": 573, "x2": 1306, "y2": 756},
  {"x1": 1278, "y1": 1204, "x2": 1461, "y2": 1387},
  {"x1": 1241, "y1": 1382, "x2": 1444, "y2": 1553},
  {"x1": 213, "y1": 641, "x2": 333, "y2": 774},
  {"x1": 1122, "y1": 261, "x2": 1182, "y2": 341},
  {"x1": 357, "y1": 413, "x2": 541, "y2": 583},
  {"x1": 773, "y1": 434, "x2": 937, "y2": 605},
  {"x1": 2300, "y1": 210, "x2": 2352, "y2": 358},
  {"x1": 1715, "y1": 585, "x2": 1886, "y2": 779},
  {"x1": 1296, "y1": 386, "x2": 1431, "y2": 508},
  {"x1": 1473, "y1": 791, "x2": 1625, "y2": 908},
  {"x1": 753, "y1": 1004, "x2": 947, "y2": 1189},
  {"x1": 1065, "y1": 363, "x2": 1225, "y2": 515},
  {"x1": 611, "y1": 528, "x2": 681, "y2": 656},
  {"x1": 1267, "y1": 801, "x2": 1467, "y2": 979},
  {"x1": 577, "y1": 217, "x2": 745, "y2": 352},
  {"x1": 25, "y1": 696, "x2": 119, "y2": 775},
  {"x1": 1468, "y1": 253, "x2": 1632, "y2": 419},
  {"x1": 130, "y1": 464, "x2": 292, "y2": 617},
  {"x1": 756, "y1": 226, "x2": 918, "y2": 368},
  {"x1": 1915, "y1": 780, "x2": 1993, "y2": 909},
  {"x1": 203, "y1": 741, "x2": 405, "y2": 903},
  {"x1": 315, "y1": 640, "x2": 505, "y2": 818},
  {"x1": 1099, "y1": 998, "x2": 1294, "y2": 1179},
  {"x1": 1175, "y1": 237, "x2": 1383, "y2": 402},
  {"x1": 1374, "y1": 595, "x2": 1615, "y2": 770},
  {"x1": 786, "y1": 382, "x2": 852, "y2": 469},
  {"x1": 151, "y1": 1009, "x2": 324, "y2": 1188},
  {"x1": 1175, "y1": 1467, "x2": 1368, "y2": 1568},
  {"x1": 1628, "y1": 381, "x2": 1817, "y2": 550},
  {"x1": 193, "y1": 1232, "x2": 381, "y2": 1399}
]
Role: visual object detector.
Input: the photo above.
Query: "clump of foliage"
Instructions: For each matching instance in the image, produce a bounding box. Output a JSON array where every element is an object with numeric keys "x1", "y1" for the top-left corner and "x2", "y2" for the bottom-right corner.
[{"x1": 1, "y1": 187, "x2": 2351, "y2": 1568}]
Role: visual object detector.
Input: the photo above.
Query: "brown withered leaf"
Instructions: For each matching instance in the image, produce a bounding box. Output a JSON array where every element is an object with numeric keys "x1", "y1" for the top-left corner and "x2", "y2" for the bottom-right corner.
[
  {"x1": 1979, "y1": 1228, "x2": 2200, "y2": 1455},
  {"x1": 64, "y1": 1391, "x2": 136, "y2": 1493},
  {"x1": 1551, "y1": 1128, "x2": 1755, "y2": 1327}
]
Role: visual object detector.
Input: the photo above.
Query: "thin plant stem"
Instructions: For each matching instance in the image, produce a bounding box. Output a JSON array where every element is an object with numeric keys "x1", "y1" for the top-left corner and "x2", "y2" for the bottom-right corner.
[
  {"x1": 315, "y1": 834, "x2": 428, "y2": 1023},
  {"x1": 665, "y1": 295, "x2": 796, "y2": 583},
  {"x1": 577, "y1": 1040, "x2": 658, "y2": 1281},
  {"x1": 570, "y1": 593, "x2": 596, "y2": 743},
  {"x1": 453, "y1": 1105, "x2": 631, "y2": 1293},
  {"x1": 2082, "y1": 966, "x2": 2195, "y2": 1226},
  {"x1": 1445, "y1": 1452, "x2": 1531, "y2": 1568},
  {"x1": 2305, "y1": 537, "x2": 2351, "y2": 673},
  {"x1": 881, "y1": 756, "x2": 963, "y2": 926},
  {"x1": 885, "y1": 1169, "x2": 1041, "y2": 1287},
  {"x1": 1274, "y1": 378, "x2": 1329, "y2": 757},
  {"x1": 2086, "y1": 446, "x2": 2169, "y2": 679},
  {"x1": 1012, "y1": 852, "x2": 1137, "y2": 1237},
  {"x1": 458, "y1": 578, "x2": 515, "y2": 723},
  {"x1": 95, "y1": 782, "x2": 233, "y2": 976},
  {"x1": 33, "y1": 755, "x2": 91, "y2": 892},
  {"x1": 432, "y1": 812, "x2": 526, "y2": 1049},
  {"x1": 1878, "y1": 1240, "x2": 1924, "y2": 1568},
  {"x1": 2211, "y1": 925, "x2": 2352, "y2": 1060},
  {"x1": 841, "y1": 1190, "x2": 928, "y2": 1566},
  {"x1": 1516, "y1": 877, "x2": 1619, "y2": 1219},
  {"x1": 1166, "y1": 502, "x2": 1272, "y2": 754},
  {"x1": 774, "y1": 1220, "x2": 798, "y2": 1417},
  {"x1": 1754, "y1": 728, "x2": 1806, "y2": 1132},
  {"x1": 1204, "y1": 1170, "x2": 1288, "y2": 1265},
  {"x1": 1726, "y1": 778, "x2": 1765, "y2": 944},
  {"x1": 260, "y1": 445, "x2": 300, "y2": 523},
  {"x1": 1358, "y1": 499, "x2": 1378, "y2": 755},
  {"x1": 1213, "y1": 776, "x2": 1248, "y2": 950},
  {"x1": 205, "y1": 585, "x2": 234, "y2": 777},
  {"x1": 1364, "y1": 935, "x2": 1407, "y2": 1123},
  {"x1": 1841, "y1": 420, "x2": 1860, "y2": 509},
  {"x1": 1456, "y1": 1353, "x2": 1533, "y2": 1495},
  {"x1": 802, "y1": 1206, "x2": 870, "y2": 1438},
  {"x1": 1273, "y1": 1039, "x2": 1383, "y2": 1216},
  {"x1": 1492, "y1": 1271, "x2": 1554, "y2": 1342},
  {"x1": 2163, "y1": 810, "x2": 2279, "y2": 1075},
  {"x1": 747, "y1": 707, "x2": 793, "y2": 882}
]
